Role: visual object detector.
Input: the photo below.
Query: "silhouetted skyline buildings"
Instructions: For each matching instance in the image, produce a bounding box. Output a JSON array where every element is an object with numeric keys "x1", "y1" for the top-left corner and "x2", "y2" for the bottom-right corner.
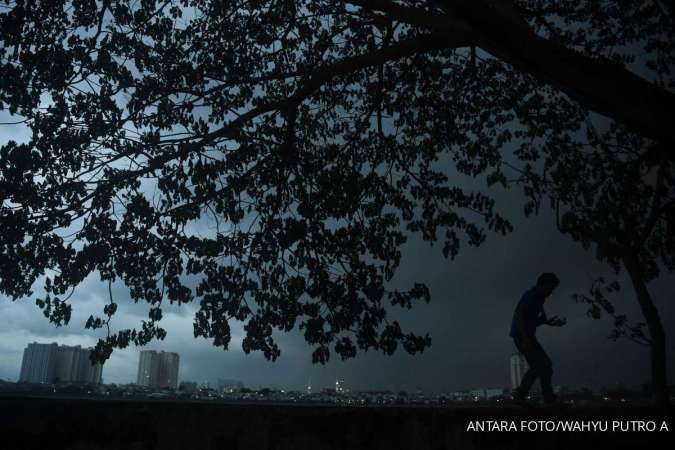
[
  {"x1": 19, "y1": 342, "x2": 102, "y2": 384},
  {"x1": 15, "y1": 341, "x2": 538, "y2": 395}
]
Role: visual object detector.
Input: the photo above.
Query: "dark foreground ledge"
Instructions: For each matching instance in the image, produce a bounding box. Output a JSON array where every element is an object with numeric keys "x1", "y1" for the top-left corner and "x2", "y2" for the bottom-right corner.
[{"x1": 0, "y1": 396, "x2": 672, "y2": 450}]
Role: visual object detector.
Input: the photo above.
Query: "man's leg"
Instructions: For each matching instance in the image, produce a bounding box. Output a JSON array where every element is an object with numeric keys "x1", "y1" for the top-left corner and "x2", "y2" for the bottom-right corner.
[
  {"x1": 513, "y1": 338, "x2": 539, "y2": 397},
  {"x1": 532, "y1": 341, "x2": 555, "y2": 403}
]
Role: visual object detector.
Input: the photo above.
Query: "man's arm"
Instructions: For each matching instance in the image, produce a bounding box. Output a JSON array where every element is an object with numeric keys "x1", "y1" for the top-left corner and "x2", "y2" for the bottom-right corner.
[{"x1": 538, "y1": 305, "x2": 567, "y2": 327}]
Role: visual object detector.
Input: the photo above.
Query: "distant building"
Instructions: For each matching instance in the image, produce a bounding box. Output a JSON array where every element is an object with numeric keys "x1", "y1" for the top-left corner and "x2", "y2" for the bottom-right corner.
[
  {"x1": 136, "y1": 350, "x2": 179, "y2": 389},
  {"x1": 469, "y1": 388, "x2": 504, "y2": 400},
  {"x1": 485, "y1": 388, "x2": 505, "y2": 399},
  {"x1": 335, "y1": 378, "x2": 346, "y2": 394},
  {"x1": 470, "y1": 388, "x2": 484, "y2": 400},
  {"x1": 55, "y1": 345, "x2": 79, "y2": 383},
  {"x1": 158, "y1": 352, "x2": 179, "y2": 389},
  {"x1": 449, "y1": 391, "x2": 469, "y2": 401},
  {"x1": 510, "y1": 352, "x2": 528, "y2": 390},
  {"x1": 217, "y1": 379, "x2": 244, "y2": 393},
  {"x1": 136, "y1": 351, "x2": 158, "y2": 387},
  {"x1": 19, "y1": 343, "x2": 102, "y2": 384},
  {"x1": 20, "y1": 343, "x2": 58, "y2": 383},
  {"x1": 55, "y1": 345, "x2": 102, "y2": 384}
]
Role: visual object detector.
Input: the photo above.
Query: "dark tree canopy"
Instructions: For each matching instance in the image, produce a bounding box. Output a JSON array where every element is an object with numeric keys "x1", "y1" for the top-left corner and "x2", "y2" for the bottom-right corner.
[{"x1": 0, "y1": 0, "x2": 672, "y2": 364}]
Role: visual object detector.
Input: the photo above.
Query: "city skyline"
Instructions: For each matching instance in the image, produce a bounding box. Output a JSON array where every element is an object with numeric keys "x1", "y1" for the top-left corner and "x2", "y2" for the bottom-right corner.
[{"x1": 9, "y1": 339, "x2": 639, "y2": 395}]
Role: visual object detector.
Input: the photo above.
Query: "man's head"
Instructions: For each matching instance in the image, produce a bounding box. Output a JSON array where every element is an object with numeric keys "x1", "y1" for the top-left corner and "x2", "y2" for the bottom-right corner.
[{"x1": 536, "y1": 272, "x2": 560, "y2": 297}]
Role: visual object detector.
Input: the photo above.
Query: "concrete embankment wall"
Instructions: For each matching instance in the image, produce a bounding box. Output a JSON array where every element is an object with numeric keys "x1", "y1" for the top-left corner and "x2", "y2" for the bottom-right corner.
[{"x1": 0, "y1": 396, "x2": 672, "y2": 449}]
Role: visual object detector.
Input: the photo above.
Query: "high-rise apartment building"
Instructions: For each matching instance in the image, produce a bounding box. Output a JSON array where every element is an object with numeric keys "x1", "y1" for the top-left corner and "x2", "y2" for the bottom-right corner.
[
  {"x1": 509, "y1": 352, "x2": 528, "y2": 390},
  {"x1": 158, "y1": 352, "x2": 179, "y2": 389},
  {"x1": 20, "y1": 342, "x2": 58, "y2": 383},
  {"x1": 136, "y1": 350, "x2": 179, "y2": 389},
  {"x1": 137, "y1": 350, "x2": 158, "y2": 387},
  {"x1": 19, "y1": 343, "x2": 102, "y2": 384}
]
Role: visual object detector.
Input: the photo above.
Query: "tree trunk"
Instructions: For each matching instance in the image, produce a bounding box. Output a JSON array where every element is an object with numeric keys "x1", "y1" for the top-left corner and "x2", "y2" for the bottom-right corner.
[{"x1": 622, "y1": 253, "x2": 671, "y2": 409}]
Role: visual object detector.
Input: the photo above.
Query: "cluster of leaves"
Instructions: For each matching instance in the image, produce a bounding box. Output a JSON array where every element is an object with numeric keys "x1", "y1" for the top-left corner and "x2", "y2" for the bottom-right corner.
[
  {"x1": 509, "y1": 113, "x2": 675, "y2": 282},
  {"x1": 0, "y1": 0, "x2": 672, "y2": 364},
  {"x1": 516, "y1": 0, "x2": 674, "y2": 81},
  {"x1": 571, "y1": 277, "x2": 650, "y2": 346}
]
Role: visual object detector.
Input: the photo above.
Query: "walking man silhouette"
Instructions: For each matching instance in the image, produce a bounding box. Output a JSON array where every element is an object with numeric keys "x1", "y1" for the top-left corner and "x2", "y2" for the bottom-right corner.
[{"x1": 510, "y1": 272, "x2": 566, "y2": 406}]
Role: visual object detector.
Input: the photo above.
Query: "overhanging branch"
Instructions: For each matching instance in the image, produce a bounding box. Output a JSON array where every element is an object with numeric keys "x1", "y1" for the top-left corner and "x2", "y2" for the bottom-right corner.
[{"x1": 348, "y1": 0, "x2": 675, "y2": 145}]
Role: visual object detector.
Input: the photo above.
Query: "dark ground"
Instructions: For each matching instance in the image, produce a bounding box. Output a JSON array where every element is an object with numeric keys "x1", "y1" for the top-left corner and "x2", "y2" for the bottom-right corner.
[{"x1": 0, "y1": 395, "x2": 672, "y2": 450}]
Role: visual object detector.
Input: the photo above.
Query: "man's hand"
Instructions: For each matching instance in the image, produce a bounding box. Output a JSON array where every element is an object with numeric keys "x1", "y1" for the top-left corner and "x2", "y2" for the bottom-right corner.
[{"x1": 547, "y1": 316, "x2": 567, "y2": 327}]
